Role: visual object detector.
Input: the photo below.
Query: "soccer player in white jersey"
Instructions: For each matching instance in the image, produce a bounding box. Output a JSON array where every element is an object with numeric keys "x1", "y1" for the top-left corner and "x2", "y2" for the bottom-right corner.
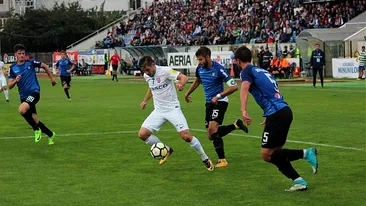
[
  {"x1": 0, "y1": 60, "x2": 10, "y2": 102},
  {"x1": 138, "y1": 56, "x2": 214, "y2": 171}
]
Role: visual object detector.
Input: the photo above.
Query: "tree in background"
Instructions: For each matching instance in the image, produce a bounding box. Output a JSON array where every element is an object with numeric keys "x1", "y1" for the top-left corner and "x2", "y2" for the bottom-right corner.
[{"x1": 0, "y1": 1, "x2": 122, "y2": 53}]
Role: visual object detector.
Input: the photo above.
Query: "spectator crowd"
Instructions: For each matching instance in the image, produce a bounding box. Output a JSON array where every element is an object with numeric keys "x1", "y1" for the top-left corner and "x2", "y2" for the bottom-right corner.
[{"x1": 96, "y1": 0, "x2": 366, "y2": 48}]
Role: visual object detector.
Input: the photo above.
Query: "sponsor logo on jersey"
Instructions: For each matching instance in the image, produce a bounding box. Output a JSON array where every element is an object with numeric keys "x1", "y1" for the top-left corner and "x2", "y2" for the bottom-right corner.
[{"x1": 151, "y1": 83, "x2": 168, "y2": 91}]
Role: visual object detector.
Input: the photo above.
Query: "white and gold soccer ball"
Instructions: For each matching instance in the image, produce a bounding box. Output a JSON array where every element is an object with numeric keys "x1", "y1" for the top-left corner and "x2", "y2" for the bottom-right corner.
[{"x1": 150, "y1": 143, "x2": 168, "y2": 159}]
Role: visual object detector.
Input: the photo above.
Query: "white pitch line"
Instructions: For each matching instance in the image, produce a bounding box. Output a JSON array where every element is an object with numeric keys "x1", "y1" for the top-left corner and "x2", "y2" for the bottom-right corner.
[
  {"x1": 0, "y1": 130, "x2": 139, "y2": 140},
  {"x1": 1, "y1": 129, "x2": 364, "y2": 152},
  {"x1": 191, "y1": 129, "x2": 366, "y2": 152}
]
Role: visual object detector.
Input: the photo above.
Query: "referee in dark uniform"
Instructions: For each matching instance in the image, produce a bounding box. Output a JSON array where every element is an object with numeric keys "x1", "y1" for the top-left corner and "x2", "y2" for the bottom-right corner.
[{"x1": 310, "y1": 43, "x2": 325, "y2": 88}]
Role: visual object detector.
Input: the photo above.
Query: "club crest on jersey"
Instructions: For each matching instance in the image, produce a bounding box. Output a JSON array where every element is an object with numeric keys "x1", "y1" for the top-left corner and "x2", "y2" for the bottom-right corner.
[
  {"x1": 27, "y1": 66, "x2": 31, "y2": 70},
  {"x1": 275, "y1": 92, "x2": 281, "y2": 99},
  {"x1": 156, "y1": 76, "x2": 161, "y2": 83},
  {"x1": 211, "y1": 72, "x2": 215, "y2": 76}
]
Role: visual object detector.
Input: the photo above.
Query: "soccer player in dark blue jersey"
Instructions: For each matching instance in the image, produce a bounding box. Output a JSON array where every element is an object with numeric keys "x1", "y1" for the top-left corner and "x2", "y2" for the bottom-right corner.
[
  {"x1": 56, "y1": 50, "x2": 75, "y2": 100},
  {"x1": 8, "y1": 44, "x2": 57, "y2": 145},
  {"x1": 235, "y1": 46, "x2": 318, "y2": 191},
  {"x1": 185, "y1": 46, "x2": 248, "y2": 168}
]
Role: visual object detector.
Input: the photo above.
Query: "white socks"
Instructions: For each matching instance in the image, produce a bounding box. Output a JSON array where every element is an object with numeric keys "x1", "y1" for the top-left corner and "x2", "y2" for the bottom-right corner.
[
  {"x1": 4, "y1": 89, "x2": 9, "y2": 100},
  {"x1": 190, "y1": 136, "x2": 209, "y2": 161},
  {"x1": 144, "y1": 134, "x2": 170, "y2": 151},
  {"x1": 144, "y1": 134, "x2": 161, "y2": 145}
]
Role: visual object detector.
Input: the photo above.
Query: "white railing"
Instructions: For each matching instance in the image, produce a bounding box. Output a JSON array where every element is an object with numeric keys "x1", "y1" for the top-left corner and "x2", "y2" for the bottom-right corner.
[{"x1": 67, "y1": 10, "x2": 139, "y2": 50}]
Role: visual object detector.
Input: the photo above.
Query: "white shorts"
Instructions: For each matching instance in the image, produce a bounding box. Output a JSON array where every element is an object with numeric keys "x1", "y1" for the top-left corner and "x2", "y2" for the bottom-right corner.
[
  {"x1": 0, "y1": 75, "x2": 6, "y2": 88},
  {"x1": 142, "y1": 108, "x2": 189, "y2": 133}
]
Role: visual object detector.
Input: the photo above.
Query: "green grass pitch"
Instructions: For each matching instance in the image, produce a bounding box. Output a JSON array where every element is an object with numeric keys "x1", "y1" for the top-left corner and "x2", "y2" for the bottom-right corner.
[{"x1": 0, "y1": 77, "x2": 365, "y2": 206}]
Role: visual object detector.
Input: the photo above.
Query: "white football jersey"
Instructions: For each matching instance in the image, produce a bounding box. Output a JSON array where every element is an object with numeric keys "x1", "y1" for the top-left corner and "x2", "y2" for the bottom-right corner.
[
  {"x1": 144, "y1": 66, "x2": 180, "y2": 112},
  {"x1": 0, "y1": 61, "x2": 4, "y2": 76}
]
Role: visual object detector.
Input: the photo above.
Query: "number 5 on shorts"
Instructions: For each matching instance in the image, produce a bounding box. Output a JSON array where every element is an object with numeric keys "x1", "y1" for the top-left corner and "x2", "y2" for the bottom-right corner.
[
  {"x1": 262, "y1": 132, "x2": 269, "y2": 145},
  {"x1": 212, "y1": 109, "x2": 219, "y2": 119}
]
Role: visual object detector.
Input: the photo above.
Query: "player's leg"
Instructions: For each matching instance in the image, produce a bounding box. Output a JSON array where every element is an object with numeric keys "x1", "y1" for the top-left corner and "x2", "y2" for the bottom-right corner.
[
  {"x1": 358, "y1": 66, "x2": 365, "y2": 79},
  {"x1": 139, "y1": 110, "x2": 172, "y2": 165},
  {"x1": 61, "y1": 76, "x2": 71, "y2": 100},
  {"x1": 32, "y1": 112, "x2": 56, "y2": 145},
  {"x1": 167, "y1": 109, "x2": 214, "y2": 171},
  {"x1": 0, "y1": 77, "x2": 9, "y2": 101},
  {"x1": 3, "y1": 87, "x2": 9, "y2": 102},
  {"x1": 319, "y1": 67, "x2": 324, "y2": 88},
  {"x1": 204, "y1": 103, "x2": 226, "y2": 166},
  {"x1": 261, "y1": 107, "x2": 316, "y2": 191},
  {"x1": 312, "y1": 67, "x2": 318, "y2": 88},
  {"x1": 19, "y1": 96, "x2": 41, "y2": 142},
  {"x1": 112, "y1": 65, "x2": 118, "y2": 82}
]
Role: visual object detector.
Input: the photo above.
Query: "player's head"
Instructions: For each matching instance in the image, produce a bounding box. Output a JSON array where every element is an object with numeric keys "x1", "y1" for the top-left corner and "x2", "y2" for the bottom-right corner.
[
  {"x1": 14, "y1": 44, "x2": 26, "y2": 64},
  {"x1": 195, "y1": 46, "x2": 212, "y2": 68},
  {"x1": 114, "y1": 50, "x2": 118, "y2": 55},
  {"x1": 362, "y1": 46, "x2": 365, "y2": 51},
  {"x1": 315, "y1": 43, "x2": 320, "y2": 50},
  {"x1": 61, "y1": 50, "x2": 67, "y2": 60},
  {"x1": 233, "y1": 46, "x2": 252, "y2": 69},
  {"x1": 140, "y1": 56, "x2": 156, "y2": 77}
]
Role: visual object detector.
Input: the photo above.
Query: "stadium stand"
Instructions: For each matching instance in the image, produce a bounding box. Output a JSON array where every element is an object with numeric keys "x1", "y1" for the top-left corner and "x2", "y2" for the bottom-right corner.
[{"x1": 95, "y1": 0, "x2": 366, "y2": 49}]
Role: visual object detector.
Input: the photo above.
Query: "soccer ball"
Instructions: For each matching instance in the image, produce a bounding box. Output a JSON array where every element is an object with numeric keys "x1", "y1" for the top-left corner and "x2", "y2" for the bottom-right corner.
[{"x1": 150, "y1": 143, "x2": 168, "y2": 159}]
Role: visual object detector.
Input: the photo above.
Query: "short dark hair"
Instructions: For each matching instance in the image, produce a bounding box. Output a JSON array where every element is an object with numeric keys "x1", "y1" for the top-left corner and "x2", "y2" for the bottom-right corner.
[
  {"x1": 14, "y1": 44, "x2": 26, "y2": 53},
  {"x1": 139, "y1": 56, "x2": 154, "y2": 69},
  {"x1": 195, "y1": 46, "x2": 211, "y2": 57},
  {"x1": 315, "y1": 43, "x2": 320, "y2": 46},
  {"x1": 61, "y1": 50, "x2": 66, "y2": 54},
  {"x1": 234, "y1": 46, "x2": 252, "y2": 63},
  {"x1": 362, "y1": 46, "x2": 365, "y2": 49}
]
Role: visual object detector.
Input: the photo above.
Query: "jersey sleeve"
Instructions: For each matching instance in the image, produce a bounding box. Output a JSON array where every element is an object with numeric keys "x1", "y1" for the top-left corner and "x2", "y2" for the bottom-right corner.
[
  {"x1": 164, "y1": 67, "x2": 180, "y2": 80},
  {"x1": 8, "y1": 66, "x2": 15, "y2": 79},
  {"x1": 55, "y1": 60, "x2": 59, "y2": 67},
  {"x1": 195, "y1": 66, "x2": 201, "y2": 82},
  {"x1": 68, "y1": 60, "x2": 74, "y2": 66},
  {"x1": 0, "y1": 61, "x2": 4, "y2": 69},
  {"x1": 240, "y1": 67, "x2": 254, "y2": 83},
  {"x1": 32, "y1": 59, "x2": 42, "y2": 68},
  {"x1": 218, "y1": 66, "x2": 232, "y2": 82}
]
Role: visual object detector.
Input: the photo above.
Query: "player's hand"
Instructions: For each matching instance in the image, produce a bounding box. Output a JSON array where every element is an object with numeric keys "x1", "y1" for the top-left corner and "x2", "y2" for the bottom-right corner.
[
  {"x1": 51, "y1": 78, "x2": 57, "y2": 86},
  {"x1": 184, "y1": 93, "x2": 192, "y2": 103},
  {"x1": 140, "y1": 101, "x2": 147, "y2": 109},
  {"x1": 310, "y1": 66, "x2": 313, "y2": 69},
  {"x1": 260, "y1": 118, "x2": 266, "y2": 128},
  {"x1": 15, "y1": 75, "x2": 22, "y2": 82},
  {"x1": 211, "y1": 96, "x2": 219, "y2": 105},
  {"x1": 242, "y1": 110, "x2": 252, "y2": 126},
  {"x1": 66, "y1": 69, "x2": 71, "y2": 73},
  {"x1": 176, "y1": 83, "x2": 184, "y2": 91}
]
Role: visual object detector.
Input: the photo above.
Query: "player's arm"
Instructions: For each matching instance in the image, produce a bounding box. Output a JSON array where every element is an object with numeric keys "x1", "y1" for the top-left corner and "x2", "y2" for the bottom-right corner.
[
  {"x1": 140, "y1": 88, "x2": 152, "y2": 109},
  {"x1": 219, "y1": 78, "x2": 238, "y2": 97},
  {"x1": 41, "y1": 62, "x2": 57, "y2": 86},
  {"x1": 176, "y1": 73, "x2": 188, "y2": 91},
  {"x1": 310, "y1": 51, "x2": 314, "y2": 68},
  {"x1": 67, "y1": 62, "x2": 76, "y2": 73},
  {"x1": 240, "y1": 81, "x2": 252, "y2": 125},
  {"x1": 184, "y1": 77, "x2": 200, "y2": 103},
  {"x1": 7, "y1": 67, "x2": 18, "y2": 89},
  {"x1": 8, "y1": 78, "x2": 18, "y2": 89}
]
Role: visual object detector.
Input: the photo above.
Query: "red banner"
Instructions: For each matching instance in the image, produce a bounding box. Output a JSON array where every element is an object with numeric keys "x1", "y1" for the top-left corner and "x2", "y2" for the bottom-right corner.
[
  {"x1": 92, "y1": 65, "x2": 106, "y2": 74},
  {"x1": 53, "y1": 51, "x2": 78, "y2": 63}
]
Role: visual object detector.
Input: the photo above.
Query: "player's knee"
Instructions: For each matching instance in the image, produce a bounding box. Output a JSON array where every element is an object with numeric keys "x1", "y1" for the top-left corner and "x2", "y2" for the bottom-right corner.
[
  {"x1": 207, "y1": 126, "x2": 218, "y2": 138},
  {"x1": 19, "y1": 107, "x2": 27, "y2": 115},
  {"x1": 261, "y1": 150, "x2": 273, "y2": 162},
  {"x1": 179, "y1": 130, "x2": 192, "y2": 142},
  {"x1": 138, "y1": 128, "x2": 151, "y2": 140}
]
